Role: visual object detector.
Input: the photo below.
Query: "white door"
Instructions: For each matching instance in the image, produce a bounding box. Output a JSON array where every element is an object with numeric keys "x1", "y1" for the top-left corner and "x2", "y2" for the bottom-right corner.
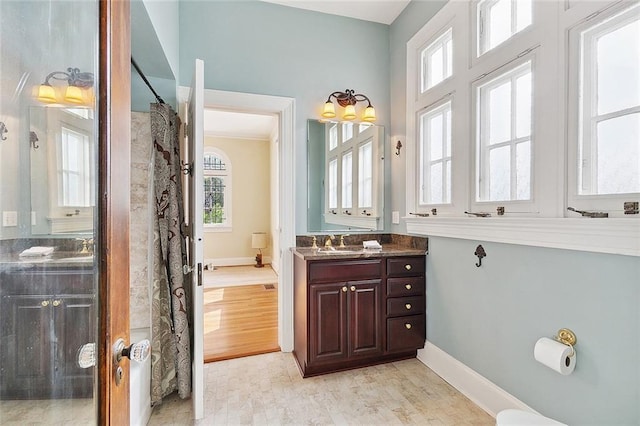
[{"x1": 186, "y1": 58, "x2": 204, "y2": 420}]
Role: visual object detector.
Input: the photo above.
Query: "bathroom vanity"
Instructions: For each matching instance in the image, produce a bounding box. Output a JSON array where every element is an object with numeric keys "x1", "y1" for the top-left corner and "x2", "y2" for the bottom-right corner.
[
  {"x1": 292, "y1": 245, "x2": 426, "y2": 377},
  {"x1": 0, "y1": 255, "x2": 94, "y2": 399}
]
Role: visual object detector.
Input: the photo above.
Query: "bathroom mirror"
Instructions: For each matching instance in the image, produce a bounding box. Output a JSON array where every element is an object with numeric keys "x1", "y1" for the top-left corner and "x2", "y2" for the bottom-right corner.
[
  {"x1": 30, "y1": 106, "x2": 95, "y2": 235},
  {"x1": 307, "y1": 119, "x2": 384, "y2": 232}
]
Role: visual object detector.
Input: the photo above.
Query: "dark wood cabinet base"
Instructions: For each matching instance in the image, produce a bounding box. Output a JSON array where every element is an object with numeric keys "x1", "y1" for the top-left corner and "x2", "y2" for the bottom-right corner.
[{"x1": 293, "y1": 350, "x2": 417, "y2": 378}]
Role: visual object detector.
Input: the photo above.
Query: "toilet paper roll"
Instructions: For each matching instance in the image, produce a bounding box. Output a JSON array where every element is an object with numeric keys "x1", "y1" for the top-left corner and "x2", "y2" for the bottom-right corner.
[{"x1": 534, "y1": 337, "x2": 576, "y2": 375}]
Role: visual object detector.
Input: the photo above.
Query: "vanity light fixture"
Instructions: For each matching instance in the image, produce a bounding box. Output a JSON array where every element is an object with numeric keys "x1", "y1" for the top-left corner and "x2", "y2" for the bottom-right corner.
[
  {"x1": 36, "y1": 67, "x2": 94, "y2": 105},
  {"x1": 321, "y1": 89, "x2": 376, "y2": 122}
]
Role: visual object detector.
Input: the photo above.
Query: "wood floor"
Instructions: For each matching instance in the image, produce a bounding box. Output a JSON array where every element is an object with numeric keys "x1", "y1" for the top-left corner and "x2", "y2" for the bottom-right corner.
[{"x1": 204, "y1": 282, "x2": 280, "y2": 362}]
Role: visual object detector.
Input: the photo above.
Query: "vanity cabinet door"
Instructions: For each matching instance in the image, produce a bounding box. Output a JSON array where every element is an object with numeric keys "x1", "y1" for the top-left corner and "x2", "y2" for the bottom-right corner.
[
  {"x1": 0, "y1": 295, "x2": 52, "y2": 399},
  {"x1": 309, "y1": 283, "x2": 348, "y2": 365},
  {"x1": 52, "y1": 295, "x2": 95, "y2": 398},
  {"x1": 349, "y1": 279, "x2": 382, "y2": 358}
]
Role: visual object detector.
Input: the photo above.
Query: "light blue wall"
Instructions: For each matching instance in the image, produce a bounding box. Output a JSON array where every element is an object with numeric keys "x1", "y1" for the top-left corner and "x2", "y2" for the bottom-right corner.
[
  {"x1": 178, "y1": 0, "x2": 390, "y2": 235},
  {"x1": 427, "y1": 238, "x2": 640, "y2": 424},
  {"x1": 388, "y1": 3, "x2": 640, "y2": 424}
]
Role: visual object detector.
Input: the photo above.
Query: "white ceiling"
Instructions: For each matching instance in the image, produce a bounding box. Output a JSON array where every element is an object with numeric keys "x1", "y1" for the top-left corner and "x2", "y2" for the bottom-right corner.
[
  {"x1": 260, "y1": 0, "x2": 411, "y2": 25},
  {"x1": 204, "y1": 109, "x2": 277, "y2": 140}
]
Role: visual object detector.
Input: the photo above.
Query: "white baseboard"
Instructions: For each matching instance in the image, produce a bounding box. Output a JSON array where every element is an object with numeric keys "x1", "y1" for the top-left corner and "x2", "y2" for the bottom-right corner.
[
  {"x1": 204, "y1": 256, "x2": 273, "y2": 268},
  {"x1": 417, "y1": 341, "x2": 537, "y2": 418}
]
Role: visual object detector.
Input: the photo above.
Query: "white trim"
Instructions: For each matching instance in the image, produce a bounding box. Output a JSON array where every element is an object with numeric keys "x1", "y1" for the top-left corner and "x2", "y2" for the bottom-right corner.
[
  {"x1": 405, "y1": 217, "x2": 640, "y2": 257},
  {"x1": 204, "y1": 256, "x2": 273, "y2": 268},
  {"x1": 180, "y1": 87, "x2": 296, "y2": 353},
  {"x1": 417, "y1": 341, "x2": 538, "y2": 418}
]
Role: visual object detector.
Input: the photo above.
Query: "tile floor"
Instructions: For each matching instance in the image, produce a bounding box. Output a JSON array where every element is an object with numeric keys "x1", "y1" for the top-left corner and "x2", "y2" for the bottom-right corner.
[{"x1": 148, "y1": 352, "x2": 494, "y2": 425}]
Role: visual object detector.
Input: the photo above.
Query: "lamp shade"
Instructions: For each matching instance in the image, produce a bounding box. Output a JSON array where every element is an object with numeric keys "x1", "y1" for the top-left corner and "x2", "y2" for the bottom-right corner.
[
  {"x1": 342, "y1": 104, "x2": 356, "y2": 120},
  {"x1": 36, "y1": 84, "x2": 57, "y2": 103},
  {"x1": 362, "y1": 105, "x2": 376, "y2": 122},
  {"x1": 321, "y1": 101, "x2": 336, "y2": 118},
  {"x1": 251, "y1": 232, "x2": 268, "y2": 249},
  {"x1": 64, "y1": 85, "x2": 84, "y2": 104}
]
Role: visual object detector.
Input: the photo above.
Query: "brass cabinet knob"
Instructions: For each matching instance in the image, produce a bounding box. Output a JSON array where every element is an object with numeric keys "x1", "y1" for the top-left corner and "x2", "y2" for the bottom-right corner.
[
  {"x1": 404, "y1": 264, "x2": 412, "y2": 270},
  {"x1": 350, "y1": 285, "x2": 356, "y2": 292},
  {"x1": 52, "y1": 299, "x2": 62, "y2": 307},
  {"x1": 405, "y1": 303, "x2": 412, "y2": 310},
  {"x1": 41, "y1": 300, "x2": 50, "y2": 307},
  {"x1": 405, "y1": 323, "x2": 412, "y2": 330},
  {"x1": 342, "y1": 286, "x2": 347, "y2": 292},
  {"x1": 405, "y1": 284, "x2": 412, "y2": 290}
]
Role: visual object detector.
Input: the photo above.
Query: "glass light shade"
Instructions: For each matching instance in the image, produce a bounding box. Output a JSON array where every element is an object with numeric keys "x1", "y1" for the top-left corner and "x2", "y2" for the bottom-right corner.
[
  {"x1": 322, "y1": 101, "x2": 336, "y2": 118},
  {"x1": 362, "y1": 106, "x2": 377, "y2": 122},
  {"x1": 36, "y1": 84, "x2": 57, "y2": 103},
  {"x1": 251, "y1": 232, "x2": 268, "y2": 249},
  {"x1": 64, "y1": 85, "x2": 84, "y2": 104},
  {"x1": 342, "y1": 104, "x2": 356, "y2": 120}
]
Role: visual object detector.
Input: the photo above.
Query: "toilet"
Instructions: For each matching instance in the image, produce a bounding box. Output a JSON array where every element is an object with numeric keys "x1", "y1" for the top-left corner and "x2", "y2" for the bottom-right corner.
[{"x1": 496, "y1": 409, "x2": 567, "y2": 426}]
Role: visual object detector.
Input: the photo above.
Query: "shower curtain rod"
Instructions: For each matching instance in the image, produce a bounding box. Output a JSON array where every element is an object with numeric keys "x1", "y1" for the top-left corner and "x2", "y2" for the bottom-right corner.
[{"x1": 131, "y1": 57, "x2": 165, "y2": 104}]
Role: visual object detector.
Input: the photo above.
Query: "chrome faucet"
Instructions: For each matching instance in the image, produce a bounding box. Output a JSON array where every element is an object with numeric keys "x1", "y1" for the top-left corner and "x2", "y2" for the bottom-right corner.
[{"x1": 324, "y1": 235, "x2": 335, "y2": 248}]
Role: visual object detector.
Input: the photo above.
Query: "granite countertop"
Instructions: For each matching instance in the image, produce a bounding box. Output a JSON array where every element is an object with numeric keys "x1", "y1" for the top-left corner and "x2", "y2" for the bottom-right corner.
[
  {"x1": 292, "y1": 244, "x2": 426, "y2": 261},
  {"x1": 0, "y1": 251, "x2": 94, "y2": 269}
]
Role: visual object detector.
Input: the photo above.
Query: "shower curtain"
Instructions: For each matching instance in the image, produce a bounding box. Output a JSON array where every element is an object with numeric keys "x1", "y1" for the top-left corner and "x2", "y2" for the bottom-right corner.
[{"x1": 149, "y1": 102, "x2": 191, "y2": 405}]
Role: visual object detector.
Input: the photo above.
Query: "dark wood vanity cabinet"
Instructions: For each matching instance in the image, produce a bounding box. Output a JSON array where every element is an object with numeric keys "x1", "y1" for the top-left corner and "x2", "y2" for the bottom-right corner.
[
  {"x1": 294, "y1": 253, "x2": 426, "y2": 377},
  {"x1": 0, "y1": 267, "x2": 94, "y2": 399}
]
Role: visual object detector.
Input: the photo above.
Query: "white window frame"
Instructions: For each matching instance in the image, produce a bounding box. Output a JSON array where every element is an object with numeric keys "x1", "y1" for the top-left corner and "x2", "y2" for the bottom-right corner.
[
  {"x1": 421, "y1": 27, "x2": 454, "y2": 93},
  {"x1": 476, "y1": 0, "x2": 533, "y2": 57},
  {"x1": 567, "y1": 2, "x2": 640, "y2": 215},
  {"x1": 418, "y1": 99, "x2": 453, "y2": 207},
  {"x1": 405, "y1": 0, "x2": 638, "y2": 257},
  {"x1": 475, "y1": 59, "x2": 533, "y2": 203},
  {"x1": 203, "y1": 147, "x2": 232, "y2": 232}
]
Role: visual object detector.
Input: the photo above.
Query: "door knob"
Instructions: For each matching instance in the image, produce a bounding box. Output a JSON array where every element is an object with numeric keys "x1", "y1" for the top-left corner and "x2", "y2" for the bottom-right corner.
[{"x1": 113, "y1": 338, "x2": 151, "y2": 365}]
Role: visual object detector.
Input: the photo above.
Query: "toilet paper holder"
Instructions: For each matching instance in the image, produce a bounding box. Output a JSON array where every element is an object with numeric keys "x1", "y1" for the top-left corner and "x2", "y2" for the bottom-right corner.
[{"x1": 554, "y1": 328, "x2": 577, "y2": 356}]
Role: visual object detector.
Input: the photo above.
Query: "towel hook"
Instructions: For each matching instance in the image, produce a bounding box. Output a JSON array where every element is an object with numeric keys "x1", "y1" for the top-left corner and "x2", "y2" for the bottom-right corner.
[
  {"x1": 0, "y1": 121, "x2": 7, "y2": 141},
  {"x1": 474, "y1": 244, "x2": 486, "y2": 267}
]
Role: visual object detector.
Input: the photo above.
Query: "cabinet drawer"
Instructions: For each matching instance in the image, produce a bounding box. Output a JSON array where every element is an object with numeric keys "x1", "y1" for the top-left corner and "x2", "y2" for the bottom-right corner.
[
  {"x1": 308, "y1": 259, "x2": 382, "y2": 284},
  {"x1": 387, "y1": 257, "x2": 425, "y2": 277},
  {"x1": 387, "y1": 296, "x2": 425, "y2": 317},
  {"x1": 386, "y1": 277, "x2": 424, "y2": 297},
  {"x1": 387, "y1": 315, "x2": 426, "y2": 352}
]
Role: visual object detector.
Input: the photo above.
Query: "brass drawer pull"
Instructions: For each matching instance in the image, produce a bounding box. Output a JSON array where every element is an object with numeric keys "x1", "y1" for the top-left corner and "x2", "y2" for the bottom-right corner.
[
  {"x1": 404, "y1": 264, "x2": 412, "y2": 270},
  {"x1": 41, "y1": 300, "x2": 50, "y2": 307},
  {"x1": 405, "y1": 284, "x2": 412, "y2": 290},
  {"x1": 342, "y1": 286, "x2": 347, "y2": 292},
  {"x1": 405, "y1": 303, "x2": 412, "y2": 310},
  {"x1": 52, "y1": 299, "x2": 62, "y2": 307},
  {"x1": 350, "y1": 285, "x2": 356, "y2": 292},
  {"x1": 405, "y1": 323, "x2": 412, "y2": 330}
]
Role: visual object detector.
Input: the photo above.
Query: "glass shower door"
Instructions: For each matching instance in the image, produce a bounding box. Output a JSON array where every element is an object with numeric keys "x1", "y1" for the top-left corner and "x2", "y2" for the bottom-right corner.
[{"x1": 0, "y1": 1, "x2": 99, "y2": 423}]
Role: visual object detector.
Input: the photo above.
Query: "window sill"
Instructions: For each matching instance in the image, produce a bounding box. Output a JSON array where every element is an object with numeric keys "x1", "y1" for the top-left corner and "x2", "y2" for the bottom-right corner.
[
  {"x1": 405, "y1": 217, "x2": 640, "y2": 257},
  {"x1": 204, "y1": 226, "x2": 232, "y2": 233},
  {"x1": 324, "y1": 214, "x2": 380, "y2": 230}
]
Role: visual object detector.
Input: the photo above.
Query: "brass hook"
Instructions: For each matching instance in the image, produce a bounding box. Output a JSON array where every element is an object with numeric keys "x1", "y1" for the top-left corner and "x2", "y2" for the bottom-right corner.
[{"x1": 0, "y1": 122, "x2": 7, "y2": 141}]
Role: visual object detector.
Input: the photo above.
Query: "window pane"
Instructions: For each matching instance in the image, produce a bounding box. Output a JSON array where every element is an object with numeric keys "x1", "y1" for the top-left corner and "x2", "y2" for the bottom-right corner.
[
  {"x1": 516, "y1": 140, "x2": 531, "y2": 200},
  {"x1": 429, "y1": 46, "x2": 444, "y2": 88},
  {"x1": 446, "y1": 108, "x2": 452, "y2": 157},
  {"x1": 516, "y1": 0, "x2": 532, "y2": 32},
  {"x1": 342, "y1": 152, "x2": 353, "y2": 208},
  {"x1": 489, "y1": 146, "x2": 511, "y2": 201},
  {"x1": 328, "y1": 159, "x2": 337, "y2": 209},
  {"x1": 516, "y1": 73, "x2": 531, "y2": 138},
  {"x1": 596, "y1": 113, "x2": 640, "y2": 194},
  {"x1": 204, "y1": 176, "x2": 225, "y2": 224},
  {"x1": 329, "y1": 124, "x2": 338, "y2": 150},
  {"x1": 342, "y1": 122, "x2": 353, "y2": 142},
  {"x1": 596, "y1": 18, "x2": 640, "y2": 115},
  {"x1": 429, "y1": 114, "x2": 444, "y2": 160},
  {"x1": 358, "y1": 141, "x2": 373, "y2": 208},
  {"x1": 489, "y1": 81, "x2": 511, "y2": 144},
  {"x1": 489, "y1": 0, "x2": 512, "y2": 50},
  {"x1": 446, "y1": 38, "x2": 453, "y2": 79},
  {"x1": 430, "y1": 162, "x2": 443, "y2": 204},
  {"x1": 445, "y1": 160, "x2": 452, "y2": 203}
]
